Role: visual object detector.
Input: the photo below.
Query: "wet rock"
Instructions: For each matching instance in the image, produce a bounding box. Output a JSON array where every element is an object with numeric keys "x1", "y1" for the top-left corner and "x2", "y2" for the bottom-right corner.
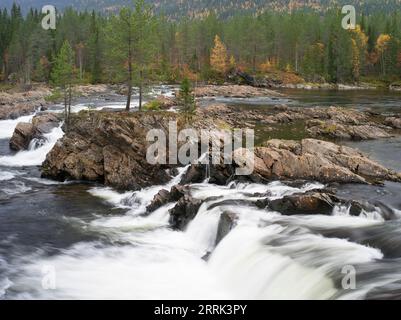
[
  {"x1": 146, "y1": 185, "x2": 188, "y2": 213},
  {"x1": 9, "y1": 113, "x2": 61, "y2": 151},
  {"x1": 169, "y1": 195, "x2": 203, "y2": 230},
  {"x1": 268, "y1": 192, "x2": 338, "y2": 215},
  {"x1": 215, "y1": 211, "x2": 238, "y2": 245},
  {"x1": 9, "y1": 122, "x2": 35, "y2": 150}
]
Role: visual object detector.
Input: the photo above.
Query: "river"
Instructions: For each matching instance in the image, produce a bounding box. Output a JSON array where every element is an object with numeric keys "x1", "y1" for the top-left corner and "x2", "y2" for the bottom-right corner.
[{"x1": 0, "y1": 88, "x2": 401, "y2": 300}]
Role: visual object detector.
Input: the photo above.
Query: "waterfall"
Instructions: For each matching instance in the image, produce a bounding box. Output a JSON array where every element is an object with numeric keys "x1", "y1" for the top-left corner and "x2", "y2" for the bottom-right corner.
[
  {"x1": 0, "y1": 114, "x2": 35, "y2": 140},
  {"x1": 0, "y1": 125, "x2": 64, "y2": 167}
]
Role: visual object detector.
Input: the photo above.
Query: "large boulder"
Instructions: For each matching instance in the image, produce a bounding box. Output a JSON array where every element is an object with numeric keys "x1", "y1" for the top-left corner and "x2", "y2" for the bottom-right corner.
[
  {"x1": 267, "y1": 192, "x2": 338, "y2": 215},
  {"x1": 9, "y1": 113, "x2": 61, "y2": 151},
  {"x1": 168, "y1": 195, "x2": 203, "y2": 230},
  {"x1": 9, "y1": 122, "x2": 35, "y2": 150}
]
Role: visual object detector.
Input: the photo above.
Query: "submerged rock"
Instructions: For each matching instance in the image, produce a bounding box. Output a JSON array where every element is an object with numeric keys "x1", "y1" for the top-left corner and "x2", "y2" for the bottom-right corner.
[{"x1": 215, "y1": 211, "x2": 238, "y2": 244}]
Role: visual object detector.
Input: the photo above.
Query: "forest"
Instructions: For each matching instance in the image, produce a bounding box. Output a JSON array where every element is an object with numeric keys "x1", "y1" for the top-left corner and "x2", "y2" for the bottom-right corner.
[{"x1": 0, "y1": 0, "x2": 400, "y2": 88}]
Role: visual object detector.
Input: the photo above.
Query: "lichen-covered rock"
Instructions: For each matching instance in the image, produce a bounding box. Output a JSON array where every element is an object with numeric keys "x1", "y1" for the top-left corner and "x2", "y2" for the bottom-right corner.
[{"x1": 229, "y1": 139, "x2": 401, "y2": 185}]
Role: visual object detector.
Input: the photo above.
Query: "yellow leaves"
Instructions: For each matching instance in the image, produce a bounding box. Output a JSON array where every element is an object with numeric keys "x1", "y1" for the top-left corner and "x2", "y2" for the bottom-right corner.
[
  {"x1": 229, "y1": 55, "x2": 236, "y2": 69},
  {"x1": 210, "y1": 35, "x2": 228, "y2": 75},
  {"x1": 376, "y1": 34, "x2": 391, "y2": 53}
]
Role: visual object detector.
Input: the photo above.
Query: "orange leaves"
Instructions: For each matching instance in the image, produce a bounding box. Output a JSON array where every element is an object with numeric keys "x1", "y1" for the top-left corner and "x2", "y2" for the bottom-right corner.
[{"x1": 376, "y1": 34, "x2": 391, "y2": 53}]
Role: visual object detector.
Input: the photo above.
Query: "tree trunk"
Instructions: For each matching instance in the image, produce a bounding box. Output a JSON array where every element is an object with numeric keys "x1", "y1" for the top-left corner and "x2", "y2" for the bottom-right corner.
[
  {"x1": 68, "y1": 84, "x2": 72, "y2": 129},
  {"x1": 126, "y1": 29, "x2": 132, "y2": 111},
  {"x1": 139, "y1": 69, "x2": 143, "y2": 111},
  {"x1": 64, "y1": 88, "x2": 68, "y2": 132}
]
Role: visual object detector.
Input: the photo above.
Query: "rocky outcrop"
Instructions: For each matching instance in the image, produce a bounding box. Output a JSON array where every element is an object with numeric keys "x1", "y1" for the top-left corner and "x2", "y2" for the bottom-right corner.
[
  {"x1": 198, "y1": 104, "x2": 395, "y2": 140},
  {"x1": 195, "y1": 139, "x2": 401, "y2": 186},
  {"x1": 195, "y1": 85, "x2": 282, "y2": 98},
  {"x1": 41, "y1": 111, "x2": 222, "y2": 190},
  {"x1": 9, "y1": 113, "x2": 61, "y2": 150},
  {"x1": 42, "y1": 112, "x2": 184, "y2": 189},
  {"x1": 0, "y1": 87, "x2": 51, "y2": 120},
  {"x1": 307, "y1": 120, "x2": 392, "y2": 140}
]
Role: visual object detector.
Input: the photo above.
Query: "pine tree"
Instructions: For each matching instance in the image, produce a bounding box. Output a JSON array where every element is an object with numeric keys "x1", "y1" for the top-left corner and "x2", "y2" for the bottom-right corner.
[
  {"x1": 178, "y1": 77, "x2": 195, "y2": 116},
  {"x1": 106, "y1": 0, "x2": 157, "y2": 111},
  {"x1": 51, "y1": 41, "x2": 75, "y2": 130}
]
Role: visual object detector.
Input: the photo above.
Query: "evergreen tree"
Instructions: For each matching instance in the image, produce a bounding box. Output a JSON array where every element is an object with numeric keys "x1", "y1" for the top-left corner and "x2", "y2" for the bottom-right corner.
[{"x1": 51, "y1": 41, "x2": 75, "y2": 130}]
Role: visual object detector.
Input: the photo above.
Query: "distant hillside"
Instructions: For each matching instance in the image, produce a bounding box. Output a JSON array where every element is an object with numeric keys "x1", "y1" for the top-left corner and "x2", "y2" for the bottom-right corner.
[{"x1": 2, "y1": 0, "x2": 401, "y2": 17}]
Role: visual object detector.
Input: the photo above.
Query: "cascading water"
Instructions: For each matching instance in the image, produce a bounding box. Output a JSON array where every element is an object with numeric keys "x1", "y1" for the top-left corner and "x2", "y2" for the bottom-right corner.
[
  {"x1": 1, "y1": 92, "x2": 401, "y2": 300},
  {"x1": 0, "y1": 124, "x2": 64, "y2": 167}
]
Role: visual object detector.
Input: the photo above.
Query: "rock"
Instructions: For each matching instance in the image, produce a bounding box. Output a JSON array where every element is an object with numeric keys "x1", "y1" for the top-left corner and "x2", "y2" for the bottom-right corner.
[
  {"x1": 9, "y1": 113, "x2": 61, "y2": 151},
  {"x1": 169, "y1": 195, "x2": 203, "y2": 230},
  {"x1": 42, "y1": 111, "x2": 224, "y2": 190},
  {"x1": 384, "y1": 117, "x2": 401, "y2": 129},
  {"x1": 0, "y1": 86, "x2": 51, "y2": 120},
  {"x1": 146, "y1": 185, "x2": 188, "y2": 213},
  {"x1": 9, "y1": 122, "x2": 34, "y2": 150},
  {"x1": 307, "y1": 120, "x2": 392, "y2": 140},
  {"x1": 268, "y1": 192, "x2": 338, "y2": 215},
  {"x1": 215, "y1": 211, "x2": 237, "y2": 245},
  {"x1": 195, "y1": 85, "x2": 282, "y2": 98},
  {"x1": 228, "y1": 139, "x2": 401, "y2": 185},
  {"x1": 146, "y1": 189, "x2": 171, "y2": 213},
  {"x1": 180, "y1": 164, "x2": 207, "y2": 185}
]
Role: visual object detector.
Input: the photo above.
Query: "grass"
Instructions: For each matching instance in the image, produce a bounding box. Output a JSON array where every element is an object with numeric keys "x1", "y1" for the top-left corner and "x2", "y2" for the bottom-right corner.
[{"x1": 143, "y1": 100, "x2": 162, "y2": 111}]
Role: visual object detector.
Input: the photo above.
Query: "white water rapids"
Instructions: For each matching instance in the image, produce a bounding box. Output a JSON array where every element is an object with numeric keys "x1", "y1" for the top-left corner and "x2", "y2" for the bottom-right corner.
[{"x1": 0, "y1": 107, "x2": 399, "y2": 300}]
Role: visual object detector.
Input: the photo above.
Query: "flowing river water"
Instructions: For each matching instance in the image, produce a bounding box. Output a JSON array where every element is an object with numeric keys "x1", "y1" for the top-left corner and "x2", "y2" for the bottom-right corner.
[{"x1": 1, "y1": 88, "x2": 401, "y2": 300}]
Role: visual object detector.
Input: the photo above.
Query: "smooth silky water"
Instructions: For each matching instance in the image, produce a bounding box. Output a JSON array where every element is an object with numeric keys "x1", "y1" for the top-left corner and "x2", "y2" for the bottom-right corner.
[{"x1": 1, "y1": 89, "x2": 401, "y2": 300}]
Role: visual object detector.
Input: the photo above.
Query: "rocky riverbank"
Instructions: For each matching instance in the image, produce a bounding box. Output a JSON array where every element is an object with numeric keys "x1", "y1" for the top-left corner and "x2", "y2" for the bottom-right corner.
[{"x1": 0, "y1": 86, "x2": 51, "y2": 120}]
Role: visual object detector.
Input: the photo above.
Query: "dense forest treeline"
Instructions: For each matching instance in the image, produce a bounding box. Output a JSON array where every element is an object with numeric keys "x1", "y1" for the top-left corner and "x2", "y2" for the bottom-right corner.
[
  {"x1": 2, "y1": 1, "x2": 401, "y2": 17},
  {"x1": 0, "y1": 0, "x2": 401, "y2": 89}
]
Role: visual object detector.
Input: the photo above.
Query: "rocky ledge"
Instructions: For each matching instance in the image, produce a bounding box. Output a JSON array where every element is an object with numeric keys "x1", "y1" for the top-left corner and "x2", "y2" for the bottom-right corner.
[
  {"x1": 41, "y1": 111, "x2": 220, "y2": 190},
  {"x1": 41, "y1": 109, "x2": 401, "y2": 189},
  {"x1": 198, "y1": 104, "x2": 396, "y2": 141},
  {"x1": 232, "y1": 139, "x2": 401, "y2": 184}
]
